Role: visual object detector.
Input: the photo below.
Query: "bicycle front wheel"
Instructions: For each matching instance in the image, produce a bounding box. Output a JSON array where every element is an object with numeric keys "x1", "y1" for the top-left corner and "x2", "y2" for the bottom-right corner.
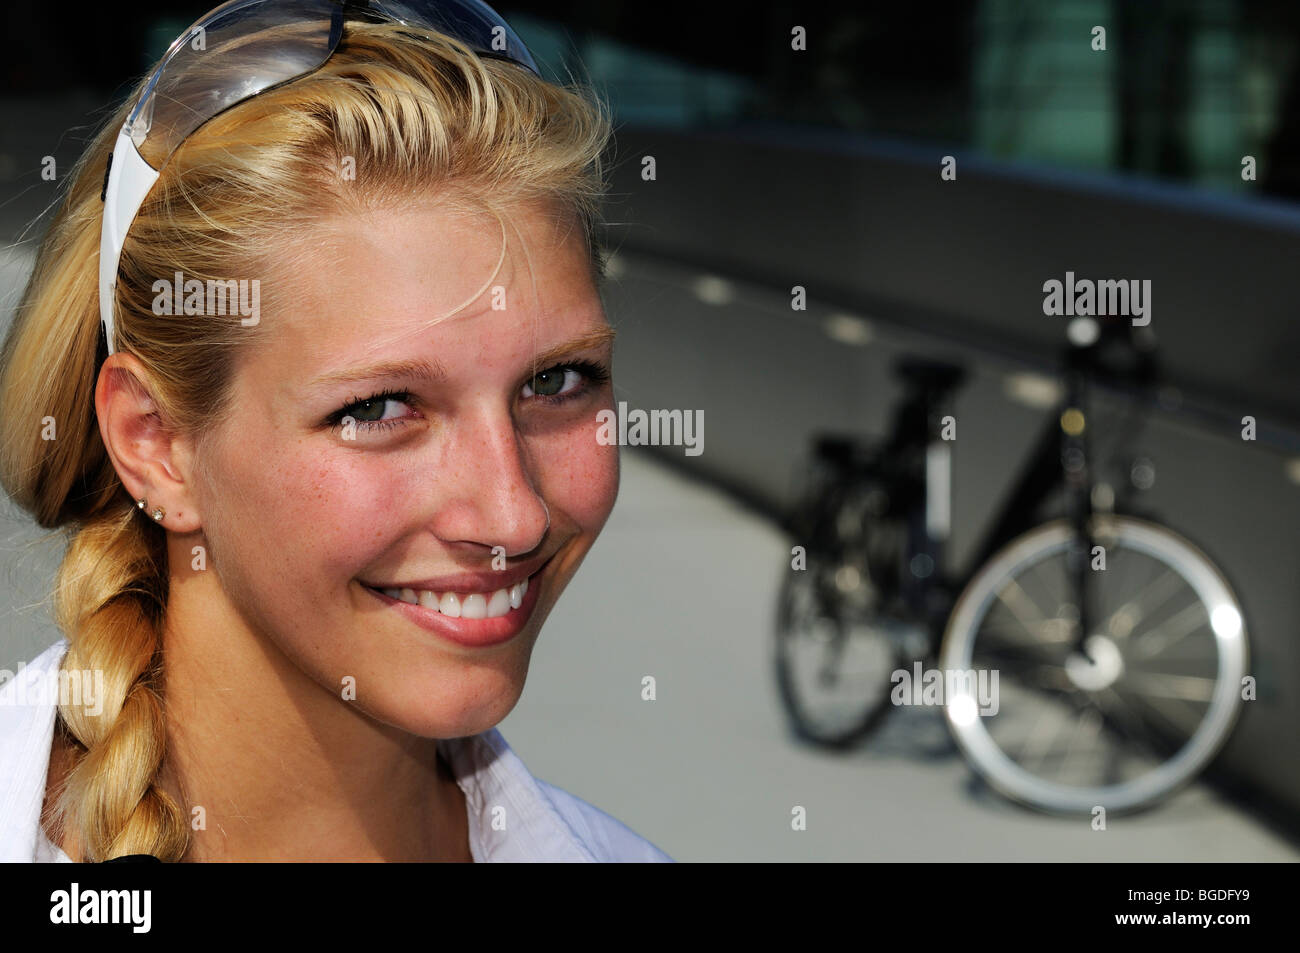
[{"x1": 939, "y1": 515, "x2": 1249, "y2": 814}]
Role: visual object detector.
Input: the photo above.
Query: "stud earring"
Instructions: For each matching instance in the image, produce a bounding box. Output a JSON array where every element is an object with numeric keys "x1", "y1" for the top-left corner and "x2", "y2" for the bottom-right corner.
[
  {"x1": 136, "y1": 498, "x2": 147, "y2": 511},
  {"x1": 151, "y1": 506, "x2": 166, "y2": 522}
]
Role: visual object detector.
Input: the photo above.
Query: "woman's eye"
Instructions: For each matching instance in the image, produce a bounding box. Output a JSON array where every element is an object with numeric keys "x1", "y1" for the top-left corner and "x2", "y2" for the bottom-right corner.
[
  {"x1": 522, "y1": 361, "x2": 610, "y2": 403},
  {"x1": 327, "y1": 362, "x2": 609, "y2": 434},
  {"x1": 350, "y1": 397, "x2": 399, "y2": 421},
  {"x1": 329, "y1": 390, "x2": 414, "y2": 432},
  {"x1": 524, "y1": 366, "x2": 580, "y2": 399}
]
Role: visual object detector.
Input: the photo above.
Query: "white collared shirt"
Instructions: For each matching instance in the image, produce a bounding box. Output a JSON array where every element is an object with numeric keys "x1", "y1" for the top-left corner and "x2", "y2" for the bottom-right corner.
[{"x1": 0, "y1": 640, "x2": 672, "y2": 863}]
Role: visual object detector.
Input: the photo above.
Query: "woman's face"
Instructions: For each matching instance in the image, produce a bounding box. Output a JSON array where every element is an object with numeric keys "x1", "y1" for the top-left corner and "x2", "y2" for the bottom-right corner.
[{"x1": 188, "y1": 196, "x2": 619, "y2": 737}]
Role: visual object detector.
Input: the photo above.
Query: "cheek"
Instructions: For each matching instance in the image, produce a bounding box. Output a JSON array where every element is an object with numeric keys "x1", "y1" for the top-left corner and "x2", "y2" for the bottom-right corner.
[
  {"x1": 538, "y1": 419, "x2": 619, "y2": 529},
  {"x1": 206, "y1": 438, "x2": 410, "y2": 592},
  {"x1": 286, "y1": 456, "x2": 417, "y2": 572}
]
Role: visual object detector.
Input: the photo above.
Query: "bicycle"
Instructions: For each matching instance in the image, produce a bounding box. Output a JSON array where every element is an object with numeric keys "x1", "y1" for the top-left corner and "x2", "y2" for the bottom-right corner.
[{"x1": 774, "y1": 316, "x2": 1250, "y2": 814}]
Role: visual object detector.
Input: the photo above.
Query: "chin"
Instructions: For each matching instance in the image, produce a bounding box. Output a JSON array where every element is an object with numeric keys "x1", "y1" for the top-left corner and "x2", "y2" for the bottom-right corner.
[{"x1": 355, "y1": 653, "x2": 531, "y2": 739}]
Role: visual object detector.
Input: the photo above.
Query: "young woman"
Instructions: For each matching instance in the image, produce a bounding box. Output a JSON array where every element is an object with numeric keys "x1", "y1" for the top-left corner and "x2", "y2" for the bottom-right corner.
[{"x1": 0, "y1": 0, "x2": 671, "y2": 862}]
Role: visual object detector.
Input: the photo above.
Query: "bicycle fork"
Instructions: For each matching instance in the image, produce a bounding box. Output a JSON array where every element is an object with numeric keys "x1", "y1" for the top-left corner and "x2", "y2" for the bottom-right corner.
[{"x1": 1062, "y1": 367, "x2": 1097, "y2": 663}]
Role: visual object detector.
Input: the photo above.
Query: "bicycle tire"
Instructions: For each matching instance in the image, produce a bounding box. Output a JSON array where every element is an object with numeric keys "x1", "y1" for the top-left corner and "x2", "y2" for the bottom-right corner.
[
  {"x1": 774, "y1": 480, "x2": 903, "y2": 748},
  {"x1": 938, "y1": 515, "x2": 1249, "y2": 814}
]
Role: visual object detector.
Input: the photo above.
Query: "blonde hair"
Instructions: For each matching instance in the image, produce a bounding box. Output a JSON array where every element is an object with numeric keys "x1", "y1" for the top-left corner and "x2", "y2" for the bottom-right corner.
[{"x1": 0, "y1": 20, "x2": 613, "y2": 861}]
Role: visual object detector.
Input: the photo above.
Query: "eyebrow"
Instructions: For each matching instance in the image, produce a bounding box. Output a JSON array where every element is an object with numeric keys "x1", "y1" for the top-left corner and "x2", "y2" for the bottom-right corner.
[{"x1": 307, "y1": 325, "x2": 617, "y2": 391}]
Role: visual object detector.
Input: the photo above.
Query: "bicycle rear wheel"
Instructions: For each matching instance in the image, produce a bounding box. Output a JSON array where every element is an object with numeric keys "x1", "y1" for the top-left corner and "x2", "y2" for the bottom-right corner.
[
  {"x1": 774, "y1": 479, "x2": 903, "y2": 748},
  {"x1": 939, "y1": 515, "x2": 1248, "y2": 814}
]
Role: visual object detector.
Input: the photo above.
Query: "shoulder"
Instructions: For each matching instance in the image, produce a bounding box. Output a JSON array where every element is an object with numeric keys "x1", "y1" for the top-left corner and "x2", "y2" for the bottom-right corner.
[
  {"x1": 533, "y1": 778, "x2": 675, "y2": 863},
  {"x1": 0, "y1": 640, "x2": 69, "y2": 863},
  {"x1": 0, "y1": 639, "x2": 67, "y2": 748}
]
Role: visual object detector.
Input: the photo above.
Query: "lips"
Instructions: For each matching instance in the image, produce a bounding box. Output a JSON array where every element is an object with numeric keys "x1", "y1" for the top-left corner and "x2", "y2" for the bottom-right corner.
[
  {"x1": 361, "y1": 555, "x2": 548, "y2": 596},
  {"x1": 360, "y1": 553, "x2": 552, "y2": 648}
]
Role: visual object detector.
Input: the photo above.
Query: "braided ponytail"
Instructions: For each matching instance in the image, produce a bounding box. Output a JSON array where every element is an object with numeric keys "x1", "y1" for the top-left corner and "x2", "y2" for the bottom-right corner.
[
  {"x1": 0, "y1": 95, "x2": 192, "y2": 859},
  {"x1": 49, "y1": 509, "x2": 189, "y2": 861}
]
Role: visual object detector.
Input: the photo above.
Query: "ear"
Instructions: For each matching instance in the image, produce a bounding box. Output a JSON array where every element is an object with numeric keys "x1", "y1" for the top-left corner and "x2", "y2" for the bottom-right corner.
[{"x1": 94, "y1": 352, "x2": 203, "y2": 533}]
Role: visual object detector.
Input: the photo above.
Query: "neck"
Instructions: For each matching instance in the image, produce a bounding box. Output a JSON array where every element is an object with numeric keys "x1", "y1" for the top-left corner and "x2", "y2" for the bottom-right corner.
[{"x1": 153, "y1": 565, "x2": 471, "y2": 862}]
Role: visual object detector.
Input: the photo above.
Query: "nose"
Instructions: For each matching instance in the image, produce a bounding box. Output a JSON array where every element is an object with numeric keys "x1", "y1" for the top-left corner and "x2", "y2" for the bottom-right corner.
[{"x1": 428, "y1": 406, "x2": 551, "y2": 559}]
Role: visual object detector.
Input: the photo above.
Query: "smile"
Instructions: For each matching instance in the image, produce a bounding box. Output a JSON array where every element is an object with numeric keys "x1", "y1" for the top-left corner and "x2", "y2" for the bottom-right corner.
[
  {"x1": 359, "y1": 559, "x2": 551, "y2": 648},
  {"x1": 375, "y1": 580, "x2": 528, "y2": 619}
]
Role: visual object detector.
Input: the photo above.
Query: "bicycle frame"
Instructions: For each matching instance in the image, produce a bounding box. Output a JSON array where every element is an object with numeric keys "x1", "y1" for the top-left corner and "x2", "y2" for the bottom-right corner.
[{"x1": 885, "y1": 325, "x2": 1159, "y2": 658}]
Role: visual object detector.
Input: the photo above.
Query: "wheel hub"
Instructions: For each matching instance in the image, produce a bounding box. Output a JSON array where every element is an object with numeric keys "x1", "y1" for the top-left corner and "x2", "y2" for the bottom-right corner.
[{"x1": 1064, "y1": 634, "x2": 1124, "y2": 691}]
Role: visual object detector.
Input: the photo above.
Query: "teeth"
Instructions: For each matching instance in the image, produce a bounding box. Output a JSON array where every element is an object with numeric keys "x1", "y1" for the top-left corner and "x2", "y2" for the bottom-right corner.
[
  {"x1": 461, "y1": 593, "x2": 487, "y2": 619},
  {"x1": 374, "y1": 576, "x2": 531, "y2": 619},
  {"x1": 487, "y1": 588, "x2": 511, "y2": 616}
]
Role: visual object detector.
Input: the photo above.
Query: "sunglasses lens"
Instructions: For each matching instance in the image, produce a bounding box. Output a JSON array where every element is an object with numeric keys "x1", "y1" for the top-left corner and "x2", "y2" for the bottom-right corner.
[
  {"x1": 127, "y1": 0, "x2": 341, "y2": 169},
  {"x1": 367, "y1": 0, "x2": 539, "y2": 74},
  {"x1": 126, "y1": 0, "x2": 539, "y2": 170}
]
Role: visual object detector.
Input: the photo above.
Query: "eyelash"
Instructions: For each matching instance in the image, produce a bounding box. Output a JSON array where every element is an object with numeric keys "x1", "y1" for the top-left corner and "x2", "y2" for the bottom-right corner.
[
  {"x1": 327, "y1": 360, "x2": 611, "y2": 434},
  {"x1": 523, "y1": 359, "x2": 610, "y2": 404}
]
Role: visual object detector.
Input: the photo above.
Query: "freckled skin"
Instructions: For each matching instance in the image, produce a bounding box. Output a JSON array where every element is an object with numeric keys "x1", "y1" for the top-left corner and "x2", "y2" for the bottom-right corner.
[
  {"x1": 94, "y1": 196, "x2": 622, "y2": 859},
  {"x1": 183, "y1": 197, "x2": 618, "y2": 738}
]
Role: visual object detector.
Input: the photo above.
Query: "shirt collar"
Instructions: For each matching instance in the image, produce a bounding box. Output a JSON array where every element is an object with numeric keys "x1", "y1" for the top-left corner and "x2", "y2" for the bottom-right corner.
[{"x1": 438, "y1": 728, "x2": 597, "y2": 862}]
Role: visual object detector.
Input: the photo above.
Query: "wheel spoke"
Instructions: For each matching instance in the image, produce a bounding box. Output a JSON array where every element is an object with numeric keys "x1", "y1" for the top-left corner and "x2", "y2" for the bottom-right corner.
[
  {"x1": 977, "y1": 652, "x2": 1073, "y2": 691},
  {"x1": 1129, "y1": 601, "x2": 1209, "y2": 659},
  {"x1": 980, "y1": 616, "x2": 1074, "y2": 644},
  {"x1": 994, "y1": 577, "x2": 1052, "y2": 636},
  {"x1": 1059, "y1": 706, "x2": 1105, "y2": 783},
  {"x1": 1090, "y1": 687, "x2": 1172, "y2": 766},
  {"x1": 1104, "y1": 569, "x2": 1184, "y2": 641},
  {"x1": 1118, "y1": 671, "x2": 1217, "y2": 703},
  {"x1": 1121, "y1": 684, "x2": 1206, "y2": 736},
  {"x1": 1024, "y1": 555, "x2": 1068, "y2": 617}
]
